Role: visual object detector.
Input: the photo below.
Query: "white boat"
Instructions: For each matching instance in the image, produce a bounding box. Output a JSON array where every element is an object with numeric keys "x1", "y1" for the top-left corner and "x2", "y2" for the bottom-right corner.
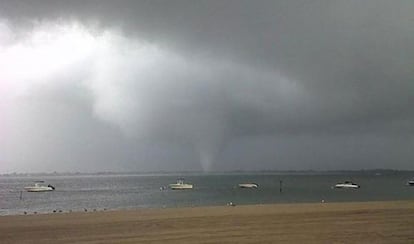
[
  {"x1": 334, "y1": 181, "x2": 360, "y2": 189},
  {"x1": 169, "y1": 179, "x2": 193, "y2": 190},
  {"x1": 24, "y1": 181, "x2": 55, "y2": 192},
  {"x1": 238, "y1": 183, "x2": 258, "y2": 189},
  {"x1": 406, "y1": 178, "x2": 414, "y2": 186}
]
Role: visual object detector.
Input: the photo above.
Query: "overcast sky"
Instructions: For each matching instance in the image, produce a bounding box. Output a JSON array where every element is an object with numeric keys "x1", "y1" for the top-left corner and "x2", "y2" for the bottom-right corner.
[{"x1": 1, "y1": 0, "x2": 413, "y2": 172}]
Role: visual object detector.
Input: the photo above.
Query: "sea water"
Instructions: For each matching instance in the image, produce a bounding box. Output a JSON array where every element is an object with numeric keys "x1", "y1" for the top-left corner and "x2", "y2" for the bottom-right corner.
[{"x1": 1, "y1": 172, "x2": 413, "y2": 215}]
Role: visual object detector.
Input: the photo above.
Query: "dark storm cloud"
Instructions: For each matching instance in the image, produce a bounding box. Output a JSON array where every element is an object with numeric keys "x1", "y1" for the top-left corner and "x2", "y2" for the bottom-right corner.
[{"x1": 1, "y1": 0, "x2": 413, "y2": 172}]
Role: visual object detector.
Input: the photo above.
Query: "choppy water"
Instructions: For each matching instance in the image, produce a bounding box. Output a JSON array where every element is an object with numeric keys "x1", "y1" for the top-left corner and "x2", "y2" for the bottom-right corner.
[{"x1": 1, "y1": 172, "x2": 413, "y2": 215}]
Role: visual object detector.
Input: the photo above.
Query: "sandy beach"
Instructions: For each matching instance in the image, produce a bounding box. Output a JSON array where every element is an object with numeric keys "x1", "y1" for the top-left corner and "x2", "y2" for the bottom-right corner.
[{"x1": 1, "y1": 201, "x2": 413, "y2": 243}]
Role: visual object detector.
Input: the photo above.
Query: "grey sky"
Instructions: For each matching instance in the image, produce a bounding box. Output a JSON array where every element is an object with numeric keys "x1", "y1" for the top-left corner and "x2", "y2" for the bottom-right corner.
[{"x1": 1, "y1": 0, "x2": 413, "y2": 172}]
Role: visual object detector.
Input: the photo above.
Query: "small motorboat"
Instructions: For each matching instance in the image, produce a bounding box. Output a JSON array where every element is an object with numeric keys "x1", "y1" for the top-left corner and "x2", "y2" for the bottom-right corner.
[
  {"x1": 169, "y1": 179, "x2": 193, "y2": 190},
  {"x1": 238, "y1": 183, "x2": 259, "y2": 189},
  {"x1": 406, "y1": 178, "x2": 414, "y2": 186},
  {"x1": 24, "y1": 181, "x2": 55, "y2": 192},
  {"x1": 334, "y1": 181, "x2": 360, "y2": 189}
]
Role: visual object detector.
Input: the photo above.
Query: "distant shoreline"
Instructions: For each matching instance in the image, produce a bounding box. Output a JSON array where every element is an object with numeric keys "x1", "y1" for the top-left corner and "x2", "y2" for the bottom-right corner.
[
  {"x1": 1, "y1": 200, "x2": 414, "y2": 243},
  {"x1": 1, "y1": 169, "x2": 413, "y2": 177}
]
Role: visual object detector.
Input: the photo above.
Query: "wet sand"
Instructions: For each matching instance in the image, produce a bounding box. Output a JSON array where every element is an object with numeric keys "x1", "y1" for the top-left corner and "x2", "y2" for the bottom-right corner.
[{"x1": 1, "y1": 201, "x2": 414, "y2": 243}]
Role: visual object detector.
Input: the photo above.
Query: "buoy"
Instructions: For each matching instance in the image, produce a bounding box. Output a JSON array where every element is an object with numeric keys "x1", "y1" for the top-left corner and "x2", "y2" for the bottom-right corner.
[{"x1": 227, "y1": 202, "x2": 236, "y2": 207}]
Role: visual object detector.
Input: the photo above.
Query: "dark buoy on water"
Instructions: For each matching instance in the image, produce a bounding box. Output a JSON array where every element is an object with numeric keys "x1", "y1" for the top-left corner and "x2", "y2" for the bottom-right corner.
[{"x1": 279, "y1": 180, "x2": 283, "y2": 193}]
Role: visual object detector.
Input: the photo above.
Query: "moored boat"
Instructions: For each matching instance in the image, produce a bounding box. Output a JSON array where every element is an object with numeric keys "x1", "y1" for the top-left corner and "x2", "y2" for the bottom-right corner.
[
  {"x1": 24, "y1": 181, "x2": 55, "y2": 192},
  {"x1": 334, "y1": 181, "x2": 360, "y2": 189},
  {"x1": 238, "y1": 183, "x2": 259, "y2": 189},
  {"x1": 406, "y1": 178, "x2": 414, "y2": 186},
  {"x1": 169, "y1": 179, "x2": 193, "y2": 190}
]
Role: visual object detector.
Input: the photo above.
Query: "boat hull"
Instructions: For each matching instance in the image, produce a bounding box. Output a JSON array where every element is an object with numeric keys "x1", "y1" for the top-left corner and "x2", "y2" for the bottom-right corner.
[
  {"x1": 238, "y1": 183, "x2": 258, "y2": 189},
  {"x1": 169, "y1": 184, "x2": 193, "y2": 190},
  {"x1": 334, "y1": 184, "x2": 360, "y2": 189},
  {"x1": 24, "y1": 187, "x2": 54, "y2": 192}
]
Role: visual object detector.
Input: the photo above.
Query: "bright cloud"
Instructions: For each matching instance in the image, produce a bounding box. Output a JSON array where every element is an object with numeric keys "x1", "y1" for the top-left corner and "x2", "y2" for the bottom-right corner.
[{"x1": 0, "y1": 20, "x2": 313, "y2": 172}]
